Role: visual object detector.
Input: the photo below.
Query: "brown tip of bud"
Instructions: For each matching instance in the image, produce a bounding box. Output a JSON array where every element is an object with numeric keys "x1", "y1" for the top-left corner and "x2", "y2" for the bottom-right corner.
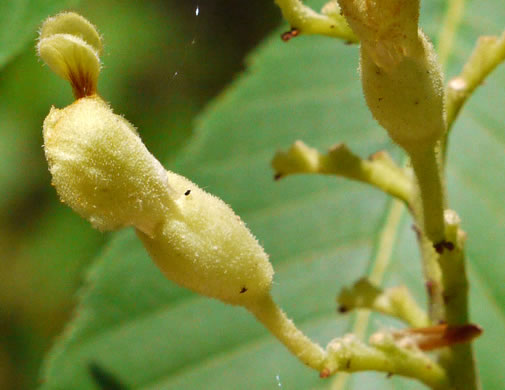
[
  {"x1": 319, "y1": 368, "x2": 331, "y2": 378},
  {"x1": 281, "y1": 28, "x2": 300, "y2": 42}
]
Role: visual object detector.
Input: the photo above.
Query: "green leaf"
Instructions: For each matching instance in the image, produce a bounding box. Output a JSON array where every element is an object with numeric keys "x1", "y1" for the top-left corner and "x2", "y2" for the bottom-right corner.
[
  {"x1": 40, "y1": 1, "x2": 505, "y2": 389},
  {"x1": 0, "y1": 0, "x2": 80, "y2": 69}
]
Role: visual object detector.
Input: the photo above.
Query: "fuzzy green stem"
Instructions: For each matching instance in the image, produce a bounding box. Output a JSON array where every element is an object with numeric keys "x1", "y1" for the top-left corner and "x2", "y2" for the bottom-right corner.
[
  {"x1": 321, "y1": 147, "x2": 412, "y2": 204},
  {"x1": 443, "y1": 30, "x2": 505, "y2": 162},
  {"x1": 247, "y1": 295, "x2": 327, "y2": 371},
  {"x1": 324, "y1": 334, "x2": 449, "y2": 389},
  {"x1": 417, "y1": 232, "x2": 445, "y2": 323},
  {"x1": 330, "y1": 199, "x2": 406, "y2": 390},
  {"x1": 435, "y1": 3, "x2": 480, "y2": 388},
  {"x1": 338, "y1": 279, "x2": 429, "y2": 327},
  {"x1": 272, "y1": 141, "x2": 412, "y2": 204},
  {"x1": 446, "y1": 30, "x2": 505, "y2": 131},
  {"x1": 437, "y1": 211, "x2": 480, "y2": 390},
  {"x1": 274, "y1": 0, "x2": 357, "y2": 41},
  {"x1": 439, "y1": 213, "x2": 469, "y2": 325},
  {"x1": 440, "y1": 344, "x2": 479, "y2": 390},
  {"x1": 409, "y1": 144, "x2": 446, "y2": 246}
]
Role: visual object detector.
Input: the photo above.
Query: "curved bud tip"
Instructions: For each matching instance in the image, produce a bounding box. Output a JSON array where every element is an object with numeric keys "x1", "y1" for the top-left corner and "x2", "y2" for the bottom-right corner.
[
  {"x1": 39, "y1": 12, "x2": 103, "y2": 54},
  {"x1": 37, "y1": 12, "x2": 102, "y2": 99}
]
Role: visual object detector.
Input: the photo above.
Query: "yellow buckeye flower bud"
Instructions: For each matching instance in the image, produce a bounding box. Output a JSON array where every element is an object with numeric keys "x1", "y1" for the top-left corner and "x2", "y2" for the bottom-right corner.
[
  {"x1": 43, "y1": 96, "x2": 274, "y2": 305},
  {"x1": 39, "y1": 12, "x2": 103, "y2": 54},
  {"x1": 338, "y1": 0, "x2": 419, "y2": 70},
  {"x1": 37, "y1": 12, "x2": 330, "y2": 371},
  {"x1": 43, "y1": 96, "x2": 173, "y2": 235},
  {"x1": 338, "y1": 0, "x2": 446, "y2": 152},
  {"x1": 360, "y1": 31, "x2": 445, "y2": 151},
  {"x1": 43, "y1": 96, "x2": 274, "y2": 307},
  {"x1": 38, "y1": 12, "x2": 274, "y2": 307}
]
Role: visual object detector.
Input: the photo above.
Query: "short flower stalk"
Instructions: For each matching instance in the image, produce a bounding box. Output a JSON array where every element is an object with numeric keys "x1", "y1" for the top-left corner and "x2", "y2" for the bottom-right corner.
[
  {"x1": 272, "y1": 141, "x2": 412, "y2": 203},
  {"x1": 274, "y1": 0, "x2": 357, "y2": 42},
  {"x1": 338, "y1": 278, "x2": 429, "y2": 327}
]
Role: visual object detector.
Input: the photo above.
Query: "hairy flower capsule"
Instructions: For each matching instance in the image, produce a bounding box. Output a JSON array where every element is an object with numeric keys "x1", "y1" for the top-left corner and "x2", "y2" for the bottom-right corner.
[{"x1": 39, "y1": 12, "x2": 274, "y2": 307}]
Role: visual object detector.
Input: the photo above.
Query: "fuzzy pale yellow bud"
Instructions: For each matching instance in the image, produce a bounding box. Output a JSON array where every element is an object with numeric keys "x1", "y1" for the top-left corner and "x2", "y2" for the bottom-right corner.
[
  {"x1": 137, "y1": 172, "x2": 274, "y2": 306},
  {"x1": 37, "y1": 11, "x2": 273, "y2": 308},
  {"x1": 43, "y1": 95, "x2": 274, "y2": 305},
  {"x1": 360, "y1": 31, "x2": 445, "y2": 150},
  {"x1": 338, "y1": 0, "x2": 419, "y2": 70},
  {"x1": 338, "y1": 0, "x2": 446, "y2": 152},
  {"x1": 37, "y1": 12, "x2": 328, "y2": 371},
  {"x1": 43, "y1": 96, "x2": 173, "y2": 235}
]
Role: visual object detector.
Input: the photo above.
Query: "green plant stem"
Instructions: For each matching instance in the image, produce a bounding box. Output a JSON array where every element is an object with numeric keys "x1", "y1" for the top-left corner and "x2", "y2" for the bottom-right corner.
[
  {"x1": 440, "y1": 344, "x2": 479, "y2": 390},
  {"x1": 272, "y1": 141, "x2": 412, "y2": 204},
  {"x1": 274, "y1": 0, "x2": 357, "y2": 41},
  {"x1": 249, "y1": 290, "x2": 449, "y2": 388},
  {"x1": 434, "y1": 2, "x2": 480, "y2": 389},
  {"x1": 331, "y1": 199, "x2": 405, "y2": 390},
  {"x1": 443, "y1": 30, "x2": 505, "y2": 162},
  {"x1": 321, "y1": 147, "x2": 412, "y2": 204},
  {"x1": 247, "y1": 295, "x2": 327, "y2": 371},
  {"x1": 437, "y1": 212, "x2": 480, "y2": 390},
  {"x1": 408, "y1": 143, "x2": 446, "y2": 246},
  {"x1": 417, "y1": 232, "x2": 445, "y2": 323},
  {"x1": 412, "y1": 194, "x2": 479, "y2": 390},
  {"x1": 439, "y1": 213, "x2": 469, "y2": 325},
  {"x1": 338, "y1": 278, "x2": 429, "y2": 327},
  {"x1": 324, "y1": 334, "x2": 449, "y2": 389},
  {"x1": 445, "y1": 30, "x2": 505, "y2": 130}
]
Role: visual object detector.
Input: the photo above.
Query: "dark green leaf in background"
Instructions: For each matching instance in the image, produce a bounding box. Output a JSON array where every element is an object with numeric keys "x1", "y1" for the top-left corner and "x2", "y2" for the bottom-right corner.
[
  {"x1": 0, "y1": 0, "x2": 79, "y2": 69},
  {"x1": 38, "y1": 0, "x2": 505, "y2": 389}
]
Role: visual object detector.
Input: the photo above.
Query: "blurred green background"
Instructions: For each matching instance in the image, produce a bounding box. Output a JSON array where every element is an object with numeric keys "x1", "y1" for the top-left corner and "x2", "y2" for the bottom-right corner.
[
  {"x1": 0, "y1": 1, "x2": 280, "y2": 389},
  {"x1": 4, "y1": 1, "x2": 505, "y2": 389}
]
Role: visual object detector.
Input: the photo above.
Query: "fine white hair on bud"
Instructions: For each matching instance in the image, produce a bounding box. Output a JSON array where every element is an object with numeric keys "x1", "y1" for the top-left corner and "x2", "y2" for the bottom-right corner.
[
  {"x1": 338, "y1": 0, "x2": 420, "y2": 70},
  {"x1": 43, "y1": 95, "x2": 274, "y2": 305},
  {"x1": 37, "y1": 11, "x2": 333, "y2": 371},
  {"x1": 39, "y1": 12, "x2": 103, "y2": 54},
  {"x1": 37, "y1": 12, "x2": 102, "y2": 98},
  {"x1": 137, "y1": 172, "x2": 274, "y2": 306},
  {"x1": 43, "y1": 96, "x2": 174, "y2": 235},
  {"x1": 360, "y1": 31, "x2": 445, "y2": 151},
  {"x1": 39, "y1": 9, "x2": 275, "y2": 307},
  {"x1": 338, "y1": 0, "x2": 445, "y2": 152}
]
